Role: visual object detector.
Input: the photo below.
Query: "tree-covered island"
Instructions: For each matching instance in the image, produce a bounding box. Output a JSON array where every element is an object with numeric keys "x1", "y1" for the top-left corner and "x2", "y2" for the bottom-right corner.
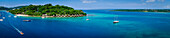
[{"x1": 8, "y1": 4, "x2": 86, "y2": 17}]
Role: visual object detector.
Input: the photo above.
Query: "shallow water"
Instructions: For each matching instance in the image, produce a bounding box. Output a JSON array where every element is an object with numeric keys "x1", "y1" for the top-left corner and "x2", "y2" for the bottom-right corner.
[{"x1": 0, "y1": 10, "x2": 170, "y2": 38}]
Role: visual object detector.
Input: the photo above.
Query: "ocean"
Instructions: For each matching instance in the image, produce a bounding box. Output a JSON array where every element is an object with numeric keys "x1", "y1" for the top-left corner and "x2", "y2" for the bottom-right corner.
[{"x1": 0, "y1": 9, "x2": 170, "y2": 38}]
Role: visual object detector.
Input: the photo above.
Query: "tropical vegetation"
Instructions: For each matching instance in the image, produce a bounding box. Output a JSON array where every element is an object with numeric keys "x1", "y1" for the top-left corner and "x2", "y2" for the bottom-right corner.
[{"x1": 8, "y1": 4, "x2": 86, "y2": 16}]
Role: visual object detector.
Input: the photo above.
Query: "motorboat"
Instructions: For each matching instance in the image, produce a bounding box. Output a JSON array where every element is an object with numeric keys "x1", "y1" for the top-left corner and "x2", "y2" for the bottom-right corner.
[
  {"x1": 113, "y1": 15, "x2": 119, "y2": 24},
  {"x1": 0, "y1": 19, "x2": 3, "y2": 21},
  {"x1": 23, "y1": 20, "x2": 31, "y2": 22},
  {"x1": 42, "y1": 16, "x2": 45, "y2": 18},
  {"x1": 3, "y1": 17, "x2": 5, "y2": 19},
  {"x1": 86, "y1": 19, "x2": 89, "y2": 20},
  {"x1": 14, "y1": 16, "x2": 17, "y2": 18},
  {"x1": 19, "y1": 31, "x2": 24, "y2": 36},
  {"x1": 113, "y1": 21, "x2": 119, "y2": 23}
]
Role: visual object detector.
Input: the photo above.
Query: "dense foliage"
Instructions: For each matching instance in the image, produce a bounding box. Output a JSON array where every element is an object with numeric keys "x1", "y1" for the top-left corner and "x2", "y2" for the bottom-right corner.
[
  {"x1": 8, "y1": 4, "x2": 86, "y2": 16},
  {"x1": 111, "y1": 9, "x2": 170, "y2": 12}
]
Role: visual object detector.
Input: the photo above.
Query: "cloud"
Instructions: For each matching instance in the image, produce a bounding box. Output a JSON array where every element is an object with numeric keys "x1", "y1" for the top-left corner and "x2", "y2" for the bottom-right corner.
[
  {"x1": 141, "y1": 0, "x2": 165, "y2": 6},
  {"x1": 81, "y1": 0, "x2": 96, "y2": 3},
  {"x1": 165, "y1": 5, "x2": 170, "y2": 8},
  {"x1": 143, "y1": 0, "x2": 165, "y2": 2},
  {"x1": 146, "y1": 0, "x2": 156, "y2": 2}
]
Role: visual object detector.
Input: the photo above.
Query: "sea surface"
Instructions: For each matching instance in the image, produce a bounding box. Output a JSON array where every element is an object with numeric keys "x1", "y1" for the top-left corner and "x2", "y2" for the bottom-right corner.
[{"x1": 0, "y1": 10, "x2": 170, "y2": 38}]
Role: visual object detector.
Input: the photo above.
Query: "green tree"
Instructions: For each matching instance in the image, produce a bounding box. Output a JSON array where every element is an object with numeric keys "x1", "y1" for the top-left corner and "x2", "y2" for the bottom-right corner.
[{"x1": 9, "y1": 3, "x2": 86, "y2": 16}]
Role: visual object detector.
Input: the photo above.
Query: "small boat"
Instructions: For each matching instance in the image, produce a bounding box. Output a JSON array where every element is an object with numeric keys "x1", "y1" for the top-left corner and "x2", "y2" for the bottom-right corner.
[
  {"x1": 14, "y1": 16, "x2": 17, "y2": 18},
  {"x1": 113, "y1": 15, "x2": 119, "y2": 24},
  {"x1": 19, "y1": 31, "x2": 24, "y2": 36},
  {"x1": 41, "y1": 17, "x2": 45, "y2": 18},
  {"x1": 23, "y1": 20, "x2": 31, "y2": 22},
  {"x1": 3, "y1": 17, "x2": 5, "y2": 19},
  {"x1": 113, "y1": 21, "x2": 119, "y2": 23},
  {"x1": 0, "y1": 19, "x2": 3, "y2": 21},
  {"x1": 86, "y1": 15, "x2": 89, "y2": 21},
  {"x1": 86, "y1": 19, "x2": 89, "y2": 20}
]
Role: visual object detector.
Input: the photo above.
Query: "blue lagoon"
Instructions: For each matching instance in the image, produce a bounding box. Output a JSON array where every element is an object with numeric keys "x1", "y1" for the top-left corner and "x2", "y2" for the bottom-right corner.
[{"x1": 0, "y1": 9, "x2": 170, "y2": 38}]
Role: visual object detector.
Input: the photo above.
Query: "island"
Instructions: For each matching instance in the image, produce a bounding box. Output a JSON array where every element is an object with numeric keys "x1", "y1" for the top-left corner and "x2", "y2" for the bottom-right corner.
[
  {"x1": 0, "y1": 6, "x2": 12, "y2": 10},
  {"x1": 0, "y1": 6, "x2": 27, "y2": 10},
  {"x1": 110, "y1": 9, "x2": 170, "y2": 12},
  {"x1": 6, "y1": 4, "x2": 86, "y2": 17}
]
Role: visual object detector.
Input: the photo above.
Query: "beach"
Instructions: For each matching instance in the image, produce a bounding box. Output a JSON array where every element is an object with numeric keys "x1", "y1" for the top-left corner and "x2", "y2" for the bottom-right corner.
[{"x1": 15, "y1": 14, "x2": 86, "y2": 17}]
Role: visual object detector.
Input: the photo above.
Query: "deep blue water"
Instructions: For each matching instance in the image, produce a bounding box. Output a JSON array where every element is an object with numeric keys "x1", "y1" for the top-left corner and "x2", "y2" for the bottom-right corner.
[{"x1": 0, "y1": 10, "x2": 170, "y2": 38}]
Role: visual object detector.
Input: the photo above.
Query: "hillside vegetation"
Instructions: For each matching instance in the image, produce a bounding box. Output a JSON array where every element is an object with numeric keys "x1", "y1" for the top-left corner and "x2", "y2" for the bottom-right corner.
[{"x1": 8, "y1": 4, "x2": 86, "y2": 16}]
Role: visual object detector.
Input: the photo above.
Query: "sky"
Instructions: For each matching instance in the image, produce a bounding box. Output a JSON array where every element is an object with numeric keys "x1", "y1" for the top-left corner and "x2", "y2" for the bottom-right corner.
[{"x1": 0, "y1": 0, "x2": 170, "y2": 9}]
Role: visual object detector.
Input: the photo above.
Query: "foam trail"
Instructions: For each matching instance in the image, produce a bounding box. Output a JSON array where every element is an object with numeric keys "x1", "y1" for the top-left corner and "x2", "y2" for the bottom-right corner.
[
  {"x1": 4, "y1": 12, "x2": 24, "y2": 35},
  {"x1": 8, "y1": 17, "x2": 24, "y2": 35},
  {"x1": 10, "y1": 24, "x2": 24, "y2": 35},
  {"x1": 1, "y1": 11, "x2": 24, "y2": 36}
]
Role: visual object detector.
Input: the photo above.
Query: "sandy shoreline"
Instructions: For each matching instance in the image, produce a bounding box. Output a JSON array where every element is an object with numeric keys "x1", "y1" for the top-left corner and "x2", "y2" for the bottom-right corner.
[
  {"x1": 15, "y1": 14, "x2": 86, "y2": 18},
  {"x1": 15, "y1": 14, "x2": 29, "y2": 16}
]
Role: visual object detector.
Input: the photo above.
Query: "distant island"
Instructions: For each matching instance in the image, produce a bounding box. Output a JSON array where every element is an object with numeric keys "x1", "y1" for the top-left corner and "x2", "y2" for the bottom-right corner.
[
  {"x1": 0, "y1": 6, "x2": 27, "y2": 10},
  {"x1": 110, "y1": 9, "x2": 170, "y2": 12},
  {"x1": 1, "y1": 4, "x2": 86, "y2": 17}
]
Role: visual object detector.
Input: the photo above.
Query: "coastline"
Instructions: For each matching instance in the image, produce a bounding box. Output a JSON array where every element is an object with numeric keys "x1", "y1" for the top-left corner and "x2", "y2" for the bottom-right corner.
[
  {"x1": 15, "y1": 14, "x2": 86, "y2": 18},
  {"x1": 5, "y1": 10, "x2": 86, "y2": 18}
]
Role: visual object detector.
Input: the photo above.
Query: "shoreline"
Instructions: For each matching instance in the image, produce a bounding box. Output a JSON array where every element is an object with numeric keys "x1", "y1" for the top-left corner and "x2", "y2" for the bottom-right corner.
[{"x1": 15, "y1": 14, "x2": 86, "y2": 18}]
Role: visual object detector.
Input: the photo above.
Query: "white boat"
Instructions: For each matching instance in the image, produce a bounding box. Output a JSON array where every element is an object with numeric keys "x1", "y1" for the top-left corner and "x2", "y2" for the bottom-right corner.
[
  {"x1": 23, "y1": 20, "x2": 31, "y2": 22},
  {"x1": 0, "y1": 19, "x2": 3, "y2": 21},
  {"x1": 86, "y1": 19, "x2": 89, "y2": 21},
  {"x1": 113, "y1": 21, "x2": 119, "y2": 23},
  {"x1": 86, "y1": 15, "x2": 89, "y2": 21},
  {"x1": 3, "y1": 17, "x2": 5, "y2": 19},
  {"x1": 14, "y1": 16, "x2": 17, "y2": 18},
  {"x1": 41, "y1": 16, "x2": 45, "y2": 18},
  {"x1": 113, "y1": 15, "x2": 119, "y2": 23}
]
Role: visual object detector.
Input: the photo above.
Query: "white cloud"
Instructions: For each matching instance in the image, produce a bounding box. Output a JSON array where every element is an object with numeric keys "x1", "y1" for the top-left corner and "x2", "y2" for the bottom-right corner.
[
  {"x1": 146, "y1": 0, "x2": 156, "y2": 2},
  {"x1": 165, "y1": 5, "x2": 170, "y2": 8},
  {"x1": 143, "y1": 0, "x2": 165, "y2": 2},
  {"x1": 81, "y1": 0, "x2": 96, "y2": 3}
]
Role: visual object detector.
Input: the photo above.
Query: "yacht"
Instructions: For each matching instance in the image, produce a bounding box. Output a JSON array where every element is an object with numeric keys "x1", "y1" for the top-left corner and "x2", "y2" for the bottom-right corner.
[
  {"x1": 0, "y1": 19, "x2": 3, "y2": 21},
  {"x1": 113, "y1": 21, "x2": 119, "y2": 23}
]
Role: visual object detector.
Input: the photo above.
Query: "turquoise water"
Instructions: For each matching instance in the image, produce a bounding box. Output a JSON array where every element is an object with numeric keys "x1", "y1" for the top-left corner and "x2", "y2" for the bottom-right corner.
[{"x1": 0, "y1": 10, "x2": 170, "y2": 38}]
